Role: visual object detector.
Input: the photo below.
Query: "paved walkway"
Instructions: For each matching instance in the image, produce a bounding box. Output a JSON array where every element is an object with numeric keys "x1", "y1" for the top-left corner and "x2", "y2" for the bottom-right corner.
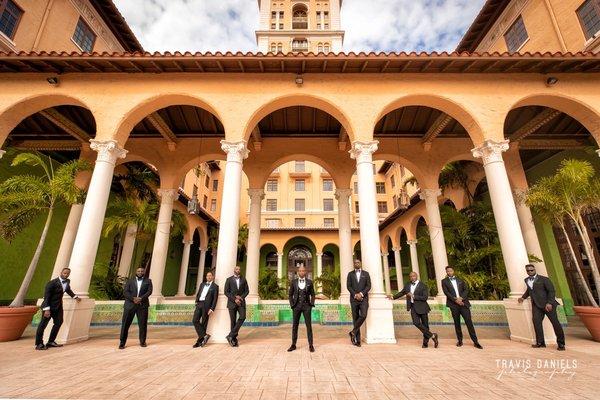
[{"x1": 0, "y1": 323, "x2": 598, "y2": 399}]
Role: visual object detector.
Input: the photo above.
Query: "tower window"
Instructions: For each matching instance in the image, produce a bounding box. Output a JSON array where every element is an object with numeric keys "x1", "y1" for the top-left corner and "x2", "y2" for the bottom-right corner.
[
  {"x1": 577, "y1": 0, "x2": 600, "y2": 40},
  {"x1": 72, "y1": 18, "x2": 96, "y2": 52},
  {"x1": 504, "y1": 15, "x2": 528, "y2": 52}
]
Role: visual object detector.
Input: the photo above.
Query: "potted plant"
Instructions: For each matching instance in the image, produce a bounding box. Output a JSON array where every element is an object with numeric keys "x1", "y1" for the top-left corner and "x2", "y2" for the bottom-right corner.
[
  {"x1": 0, "y1": 151, "x2": 89, "y2": 341},
  {"x1": 526, "y1": 159, "x2": 600, "y2": 341}
]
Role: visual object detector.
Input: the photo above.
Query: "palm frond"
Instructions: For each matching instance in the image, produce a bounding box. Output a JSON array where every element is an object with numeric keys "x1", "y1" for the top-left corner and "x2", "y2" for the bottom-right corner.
[{"x1": 0, "y1": 205, "x2": 42, "y2": 241}]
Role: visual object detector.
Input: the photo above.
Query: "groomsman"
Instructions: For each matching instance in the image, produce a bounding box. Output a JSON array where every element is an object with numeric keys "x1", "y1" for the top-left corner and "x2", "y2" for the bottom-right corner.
[
  {"x1": 388, "y1": 271, "x2": 438, "y2": 348},
  {"x1": 288, "y1": 265, "x2": 316, "y2": 352},
  {"x1": 36, "y1": 267, "x2": 80, "y2": 350},
  {"x1": 224, "y1": 265, "x2": 249, "y2": 347},
  {"x1": 518, "y1": 264, "x2": 565, "y2": 350},
  {"x1": 119, "y1": 267, "x2": 153, "y2": 349},
  {"x1": 193, "y1": 270, "x2": 218, "y2": 348},
  {"x1": 441, "y1": 266, "x2": 482, "y2": 349},
  {"x1": 346, "y1": 259, "x2": 371, "y2": 346}
]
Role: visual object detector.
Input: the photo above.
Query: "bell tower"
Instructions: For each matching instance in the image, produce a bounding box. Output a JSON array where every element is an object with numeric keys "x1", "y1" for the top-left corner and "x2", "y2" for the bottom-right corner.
[{"x1": 256, "y1": 0, "x2": 344, "y2": 54}]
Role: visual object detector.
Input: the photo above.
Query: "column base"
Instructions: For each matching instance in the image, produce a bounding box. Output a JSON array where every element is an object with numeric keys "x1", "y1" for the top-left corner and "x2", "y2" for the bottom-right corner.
[
  {"x1": 148, "y1": 295, "x2": 165, "y2": 306},
  {"x1": 206, "y1": 294, "x2": 232, "y2": 343},
  {"x1": 504, "y1": 297, "x2": 558, "y2": 345},
  {"x1": 363, "y1": 294, "x2": 396, "y2": 344},
  {"x1": 37, "y1": 298, "x2": 95, "y2": 345},
  {"x1": 246, "y1": 294, "x2": 259, "y2": 305}
]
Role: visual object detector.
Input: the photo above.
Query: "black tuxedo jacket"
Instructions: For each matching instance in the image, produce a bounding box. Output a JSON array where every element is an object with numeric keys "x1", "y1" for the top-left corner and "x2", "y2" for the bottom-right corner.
[
  {"x1": 522, "y1": 275, "x2": 559, "y2": 309},
  {"x1": 196, "y1": 282, "x2": 219, "y2": 311},
  {"x1": 441, "y1": 276, "x2": 471, "y2": 308},
  {"x1": 346, "y1": 269, "x2": 371, "y2": 304},
  {"x1": 123, "y1": 277, "x2": 153, "y2": 307},
  {"x1": 288, "y1": 278, "x2": 315, "y2": 309},
  {"x1": 41, "y1": 278, "x2": 77, "y2": 311},
  {"x1": 393, "y1": 281, "x2": 431, "y2": 314},
  {"x1": 224, "y1": 275, "x2": 249, "y2": 309}
]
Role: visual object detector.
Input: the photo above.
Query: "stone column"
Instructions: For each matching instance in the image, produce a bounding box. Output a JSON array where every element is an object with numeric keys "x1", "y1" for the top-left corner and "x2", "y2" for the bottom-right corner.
[
  {"x1": 148, "y1": 188, "x2": 178, "y2": 300},
  {"x1": 513, "y1": 188, "x2": 548, "y2": 276},
  {"x1": 393, "y1": 247, "x2": 403, "y2": 287},
  {"x1": 472, "y1": 140, "x2": 554, "y2": 344},
  {"x1": 419, "y1": 188, "x2": 448, "y2": 296},
  {"x1": 350, "y1": 141, "x2": 395, "y2": 343},
  {"x1": 246, "y1": 188, "x2": 264, "y2": 304},
  {"x1": 336, "y1": 188, "x2": 353, "y2": 302},
  {"x1": 316, "y1": 252, "x2": 323, "y2": 292},
  {"x1": 117, "y1": 223, "x2": 137, "y2": 277},
  {"x1": 407, "y1": 239, "x2": 419, "y2": 274},
  {"x1": 64, "y1": 140, "x2": 127, "y2": 343},
  {"x1": 381, "y1": 253, "x2": 391, "y2": 294},
  {"x1": 209, "y1": 140, "x2": 249, "y2": 342},
  {"x1": 195, "y1": 247, "x2": 207, "y2": 293},
  {"x1": 176, "y1": 240, "x2": 193, "y2": 296},
  {"x1": 51, "y1": 204, "x2": 84, "y2": 278},
  {"x1": 277, "y1": 252, "x2": 284, "y2": 280}
]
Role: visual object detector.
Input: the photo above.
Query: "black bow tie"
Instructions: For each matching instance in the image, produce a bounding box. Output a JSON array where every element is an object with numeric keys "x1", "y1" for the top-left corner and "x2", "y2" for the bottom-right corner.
[
  {"x1": 450, "y1": 277, "x2": 456, "y2": 281},
  {"x1": 411, "y1": 282, "x2": 417, "y2": 286},
  {"x1": 528, "y1": 277, "x2": 535, "y2": 281},
  {"x1": 137, "y1": 278, "x2": 143, "y2": 281}
]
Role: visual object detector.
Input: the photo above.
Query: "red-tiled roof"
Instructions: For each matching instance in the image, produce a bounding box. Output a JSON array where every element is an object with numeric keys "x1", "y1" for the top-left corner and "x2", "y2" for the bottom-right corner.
[
  {"x1": 456, "y1": 0, "x2": 511, "y2": 53},
  {"x1": 90, "y1": 0, "x2": 143, "y2": 53},
  {"x1": 0, "y1": 51, "x2": 598, "y2": 74}
]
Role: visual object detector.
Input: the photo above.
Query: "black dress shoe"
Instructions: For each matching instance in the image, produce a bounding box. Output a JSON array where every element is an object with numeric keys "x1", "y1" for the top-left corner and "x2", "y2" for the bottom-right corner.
[
  {"x1": 456, "y1": 341, "x2": 463, "y2": 347},
  {"x1": 557, "y1": 345, "x2": 566, "y2": 351},
  {"x1": 309, "y1": 345, "x2": 315, "y2": 352},
  {"x1": 193, "y1": 341, "x2": 201, "y2": 348},
  {"x1": 140, "y1": 343, "x2": 147, "y2": 348},
  {"x1": 200, "y1": 334, "x2": 210, "y2": 347},
  {"x1": 422, "y1": 344, "x2": 429, "y2": 348},
  {"x1": 118, "y1": 344, "x2": 125, "y2": 350},
  {"x1": 233, "y1": 338, "x2": 239, "y2": 347},
  {"x1": 349, "y1": 331, "x2": 356, "y2": 345},
  {"x1": 474, "y1": 342, "x2": 483, "y2": 349},
  {"x1": 531, "y1": 343, "x2": 546, "y2": 348},
  {"x1": 432, "y1": 333, "x2": 439, "y2": 348},
  {"x1": 287, "y1": 345, "x2": 296, "y2": 352},
  {"x1": 355, "y1": 340, "x2": 361, "y2": 347},
  {"x1": 35, "y1": 344, "x2": 47, "y2": 350},
  {"x1": 226, "y1": 335, "x2": 234, "y2": 347},
  {"x1": 46, "y1": 341, "x2": 63, "y2": 348}
]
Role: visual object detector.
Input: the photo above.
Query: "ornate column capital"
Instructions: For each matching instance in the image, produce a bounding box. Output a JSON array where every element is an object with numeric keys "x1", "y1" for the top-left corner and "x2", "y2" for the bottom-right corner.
[
  {"x1": 199, "y1": 247, "x2": 208, "y2": 252},
  {"x1": 182, "y1": 239, "x2": 193, "y2": 245},
  {"x1": 335, "y1": 188, "x2": 352, "y2": 200},
  {"x1": 158, "y1": 188, "x2": 179, "y2": 203},
  {"x1": 381, "y1": 252, "x2": 389, "y2": 257},
  {"x1": 90, "y1": 139, "x2": 127, "y2": 165},
  {"x1": 419, "y1": 188, "x2": 442, "y2": 202},
  {"x1": 349, "y1": 141, "x2": 378, "y2": 164},
  {"x1": 248, "y1": 188, "x2": 265, "y2": 201},
  {"x1": 221, "y1": 140, "x2": 249, "y2": 163},
  {"x1": 316, "y1": 252, "x2": 323, "y2": 257},
  {"x1": 277, "y1": 252, "x2": 284, "y2": 257},
  {"x1": 407, "y1": 239, "x2": 418, "y2": 246},
  {"x1": 471, "y1": 139, "x2": 509, "y2": 165},
  {"x1": 392, "y1": 247, "x2": 401, "y2": 252}
]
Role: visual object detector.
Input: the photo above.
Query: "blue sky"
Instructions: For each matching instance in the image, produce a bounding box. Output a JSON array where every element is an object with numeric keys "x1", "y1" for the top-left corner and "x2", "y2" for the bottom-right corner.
[{"x1": 114, "y1": 0, "x2": 486, "y2": 53}]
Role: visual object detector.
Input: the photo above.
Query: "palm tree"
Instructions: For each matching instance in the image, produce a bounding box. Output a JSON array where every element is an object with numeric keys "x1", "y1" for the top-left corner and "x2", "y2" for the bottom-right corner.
[
  {"x1": 438, "y1": 161, "x2": 474, "y2": 206},
  {"x1": 526, "y1": 159, "x2": 600, "y2": 306},
  {"x1": 0, "y1": 152, "x2": 90, "y2": 307}
]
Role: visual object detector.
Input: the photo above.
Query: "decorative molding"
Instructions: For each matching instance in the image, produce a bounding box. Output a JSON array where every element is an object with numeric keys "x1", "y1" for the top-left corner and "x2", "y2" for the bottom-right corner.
[
  {"x1": 471, "y1": 139, "x2": 509, "y2": 165},
  {"x1": 157, "y1": 188, "x2": 179, "y2": 203},
  {"x1": 349, "y1": 141, "x2": 378, "y2": 164},
  {"x1": 476, "y1": 0, "x2": 531, "y2": 52},
  {"x1": 334, "y1": 188, "x2": 352, "y2": 200},
  {"x1": 248, "y1": 188, "x2": 265, "y2": 201},
  {"x1": 69, "y1": 0, "x2": 122, "y2": 52},
  {"x1": 392, "y1": 247, "x2": 401, "y2": 252},
  {"x1": 407, "y1": 239, "x2": 418, "y2": 246},
  {"x1": 220, "y1": 140, "x2": 249, "y2": 163},
  {"x1": 182, "y1": 240, "x2": 194, "y2": 245},
  {"x1": 419, "y1": 188, "x2": 442, "y2": 202},
  {"x1": 89, "y1": 139, "x2": 127, "y2": 164}
]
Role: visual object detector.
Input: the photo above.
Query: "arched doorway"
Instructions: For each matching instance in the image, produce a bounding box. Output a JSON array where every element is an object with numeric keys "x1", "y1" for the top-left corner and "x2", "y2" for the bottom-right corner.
[{"x1": 288, "y1": 245, "x2": 313, "y2": 280}]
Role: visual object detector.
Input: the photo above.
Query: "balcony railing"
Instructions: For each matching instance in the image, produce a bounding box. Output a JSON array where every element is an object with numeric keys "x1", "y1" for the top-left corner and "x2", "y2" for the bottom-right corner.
[
  {"x1": 292, "y1": 17, "x2": 308, "y2": 29},
  {"x1": 292, "y1": 45, "x2": 309, "y2": 52}
]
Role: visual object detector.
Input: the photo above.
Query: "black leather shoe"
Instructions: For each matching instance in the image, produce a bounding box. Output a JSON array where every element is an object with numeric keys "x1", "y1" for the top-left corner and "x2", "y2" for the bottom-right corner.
[
  {"x1": 46, "y1": 341, "x2": 62, "y2": 348},
  {"x1": 226, "y1": 335, "x2": 234, "y2": 347},
  {"x1": 35, "y1": 344, "x2": 47, "y2": 350},
  {"x1": 557, "y1": 345, "x2": 566, "y2": 351},
  {"x1": 233, "y1": 338, "x2": 239, "y2": 347},
  {"x1": 349, "y1": 331, "x2": 356, "y2": 345},
  {"x1": 118, "y1": 344, "x2": 125, "y2": 350},
  {"x1": 474, "y1": 342, "x2": 483, "y2": 349},
  {"x1": 422, "y1": 344, "x2": 428, "y2": 348},
  {"x1": 140, "y1": 343, "x2": 147, "y2": 348},
  {"x1": 355, "y1": 340, "x2": 361, "y2": 347},
  {"x1": 456, "y1": 341, "x2": 463, "y2": 347},
  {"x1": 432, "y1": 333, "x2": 439, "y2": 348},
  {"x1": 309, "y1": 345, "x2": 315, "y2": 352},
  {"x1": 287, "y1": 345, "x2": 296, "y2": 352},
  {"x1": 200, "y1": 334, "x2": 210, "y2": 347},
  {"x1": 531, "y1": 343, "x2": 546, "y2": 348},
  {"x1": 192, "y1": 341, "x2": 201, "y2": 348}
]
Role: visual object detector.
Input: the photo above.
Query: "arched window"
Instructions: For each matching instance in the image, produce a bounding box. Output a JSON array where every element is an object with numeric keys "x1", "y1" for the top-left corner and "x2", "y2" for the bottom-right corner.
[
  {"x1": 317, "y1": 43, "x2": 323, "y2": 53},
  {"x1": 270, "y1": 43, "x2": 277, "y2": 53},
  {"x1": 322, "y1": 251, "x2": 335, "y2": 273},
  {"x1": 266, "y1": 252, "x2": 278, "y2": 272},
  {"x1": 292, "y1": 38, "x2": 308, "y2": 52},
  {"x1": 277, "y1": 43, "x2": 283, "y2": 53},
  {"x1": 288, "y1": 245, "x2": 313, "y2": 280},
  {"x1": 323, "y1": 43, "x2": 330, "y2": 53},
  {"x1": 292, "y1": 4, "x2": 308, "y2": 29}
]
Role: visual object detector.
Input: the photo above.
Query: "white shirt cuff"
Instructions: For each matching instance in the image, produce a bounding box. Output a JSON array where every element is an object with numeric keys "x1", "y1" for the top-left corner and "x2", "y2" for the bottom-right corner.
[{"x1": 42, "y1": 307, "x2": 50, "y2": 311}]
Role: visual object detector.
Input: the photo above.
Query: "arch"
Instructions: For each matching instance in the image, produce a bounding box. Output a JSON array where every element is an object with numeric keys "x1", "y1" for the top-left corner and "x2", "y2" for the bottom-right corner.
[
  {"x1": 408, "y1": 213, "x2": 428, "y2": 240},
  {"x1": 507, "y1": 94, "x2": 600, "y2": 145},
  {"x1": 372, "y1": 154, "x2": 429, "y2": 189},
  {"x1": 114, "y1": 94, "x2": 224, "y2": 146},
  {"x1": 0, "y1": 94, "x2": 94, "y2": 145},
  {"x1": 395, "y1": 226, "x2": 406, "y2": 248},
  {"x1": 374, "y1": 94, "x2": 485, "y2": 145},
  {"x1": 381, "y1": 234, "x2": 393, "y2": 253},
  {"x1": 255, "y1": 154, "x2": 344, "y2": 189},
  {"x1": 242, "y1": 94, "x2": 356, "y2": 143}
]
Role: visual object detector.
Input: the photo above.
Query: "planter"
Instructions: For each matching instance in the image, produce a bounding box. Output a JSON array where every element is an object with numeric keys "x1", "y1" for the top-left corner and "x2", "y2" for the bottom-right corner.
[
  {"x1": 574, "y1": 306, "x2": 600, "y2": 342},
  {"x1": 0, "y1": 306, "x2": 38, "y2": 342}
]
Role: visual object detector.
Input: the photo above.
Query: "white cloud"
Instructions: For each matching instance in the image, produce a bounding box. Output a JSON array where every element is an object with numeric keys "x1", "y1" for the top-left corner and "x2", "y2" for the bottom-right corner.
[{"x1": 114, "y1": 0, "x2": 485, "y2": 53}]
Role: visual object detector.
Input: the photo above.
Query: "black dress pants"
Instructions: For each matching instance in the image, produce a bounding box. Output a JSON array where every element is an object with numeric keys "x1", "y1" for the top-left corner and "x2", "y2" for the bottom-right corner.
[
  {"x1": 291, "y1": 305, "x2": 313, "y2": 345},
  {"x1": 350, "y1": 300, "x2": 369, "y2": 341},
  {"x1": 35, "y1": 308, "x2": 63, "y2": 345},
  {"x1": 410, "y1": 308, "x2": 433, "y2": 345},
  {"x1": 192, "y1": 302, "x2": 210, "y2": 341},
  {"x1": 532, "y1": 305, "x2": 565, "y2": 346},
  {"x1": 449, "y1": 304, "x2": 478, "y2": 343},
  {"x1": 120, "y1": 303, "x2": 149, "y2": 345},
  {"x1": 228, "y1": 304, "x2": 246, "y2": 338}
]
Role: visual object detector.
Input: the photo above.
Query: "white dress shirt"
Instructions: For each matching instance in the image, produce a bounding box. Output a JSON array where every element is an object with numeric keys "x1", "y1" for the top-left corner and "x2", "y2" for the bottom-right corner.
[
  {"x1": 60, "y1": 279, "x2": 68, "y2": 292},
  {"x1": 449, "y1": 277, "x2": 460, "y2": 298},
  {"x1": 199, "y1": 282, "x2": 212, "y2": 301},
  {"x1": 235, "y1": 276, "x2": 240, "y2": 289},
  {"x1": 136, "y1": 278, "x2": 143, "y2": 297},
  {"x1": 355, "y1": 269, "x2": 361, "y2": 281},
  {"x1": 298, "y1": 278, "x2": 307, "y2": 290},
  {"x1": 409, "y1": 280, "x2": 419, "y2": 303},
  {"x1": 527, "y1": 274, "x2": 537, "y2": 289}
]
